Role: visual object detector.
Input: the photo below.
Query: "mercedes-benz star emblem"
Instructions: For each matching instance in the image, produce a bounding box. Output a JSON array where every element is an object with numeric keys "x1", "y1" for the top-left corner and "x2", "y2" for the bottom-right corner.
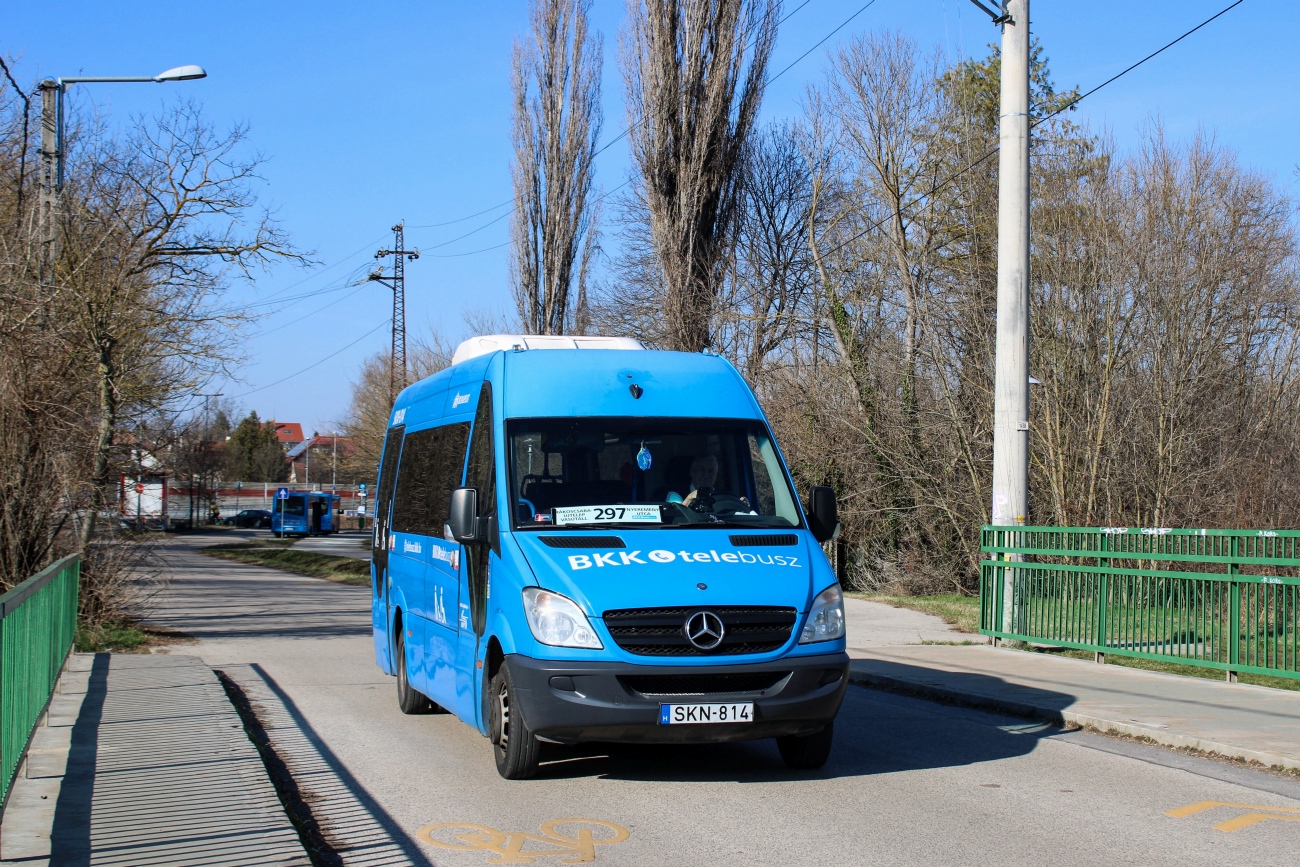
[{"x1": 684, "y1": 610, "x2": 725, "y2": 651}]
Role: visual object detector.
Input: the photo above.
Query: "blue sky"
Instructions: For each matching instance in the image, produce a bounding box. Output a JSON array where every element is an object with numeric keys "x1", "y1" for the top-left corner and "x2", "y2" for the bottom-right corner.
[{"x1": 7, "y1": 1, "x2": 1297, "y2": 434}]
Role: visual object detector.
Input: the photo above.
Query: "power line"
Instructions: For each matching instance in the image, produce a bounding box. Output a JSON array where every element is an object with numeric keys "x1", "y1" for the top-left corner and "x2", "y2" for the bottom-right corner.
[
  {"x1": 229, "y1": 318, "x2": 391, "y2": 399},
  {"x1": 765, "y1": 0, "x2": 880, "y2": 88},
  {"x1": 250, "y1": 233, "x2": 389, "y2": 306},
  {"x1": 425, "y1": 241, "x2": 510, "y2": 259},
  {"x1": 815, "y1": 0, "x2": 1248, "y2": 261},
  {"x1": 254, "y1": 283, "x2": 369, "y2": 337},
  {"x1": 406, "y1": 198, "x2": 513, "y2": 229}
]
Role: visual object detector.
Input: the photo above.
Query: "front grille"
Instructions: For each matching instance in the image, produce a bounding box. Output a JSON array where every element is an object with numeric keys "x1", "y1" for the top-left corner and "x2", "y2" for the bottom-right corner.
[
  {"x1": 619, "y1": 672, "x2": 790, "y2": 697},
  {"x1": 603, "y1": 606, "x2": 797, "y2": 656},
  {"x1": 729, "y1": 534, "x2": 799, "y2": 546},
  {"x1": 538, "y1": 535, "x2": 625, "y2": 549}
]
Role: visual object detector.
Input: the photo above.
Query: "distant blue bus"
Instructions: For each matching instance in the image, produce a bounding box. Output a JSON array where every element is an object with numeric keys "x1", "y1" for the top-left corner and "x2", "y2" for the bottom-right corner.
[
  {"x1": 371, "y1": 335, "x2": 847, "y2": 779},
  {"x1": 271, "y1": 491, "x2": 337, "y2": 537}
]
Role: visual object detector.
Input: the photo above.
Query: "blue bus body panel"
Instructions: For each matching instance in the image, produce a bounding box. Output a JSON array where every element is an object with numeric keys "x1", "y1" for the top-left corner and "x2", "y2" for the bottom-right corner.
[
  {"x1": 501, "y1": 350, "x2": 759, "y2": 420},
  {"x1": 373, "y1": 347, "x2": 845, "y2": 741}
]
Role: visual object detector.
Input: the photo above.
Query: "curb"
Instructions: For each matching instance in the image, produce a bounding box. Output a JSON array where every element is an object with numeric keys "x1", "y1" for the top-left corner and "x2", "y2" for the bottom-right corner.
[{"x1": 847, "y1": 669, "x2": 1300, "y2": 773}]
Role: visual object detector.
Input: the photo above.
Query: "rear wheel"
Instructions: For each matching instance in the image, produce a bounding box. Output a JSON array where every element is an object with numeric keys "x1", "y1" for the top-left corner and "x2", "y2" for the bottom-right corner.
[
  {"x1": 489, "y1": 664, "x2": 540, "y2": 779},
  {"x1": 777, "y1": 721, "x2": 834, "y2": 770},
  {"x1": 395, "y1": 629, "x2": 434, "y2": 714}
]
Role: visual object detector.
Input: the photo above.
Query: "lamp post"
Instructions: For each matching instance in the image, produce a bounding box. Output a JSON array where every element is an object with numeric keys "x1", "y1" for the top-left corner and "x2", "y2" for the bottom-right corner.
[
  {"x1": 38, "y1": 65, "x2": 206, "y2": 273},
  {"x1": 196, "y1": 392, "x2": 222, "y2": 526}
]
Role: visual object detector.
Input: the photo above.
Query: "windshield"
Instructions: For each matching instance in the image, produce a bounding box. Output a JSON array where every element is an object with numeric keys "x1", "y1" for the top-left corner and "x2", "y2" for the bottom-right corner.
[{"x1": 507, "y1": 417, "x2": 802, "y2": 530}]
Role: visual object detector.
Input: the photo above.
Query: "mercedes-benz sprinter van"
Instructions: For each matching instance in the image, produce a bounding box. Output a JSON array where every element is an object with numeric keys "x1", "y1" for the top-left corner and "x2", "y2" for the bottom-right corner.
[{"x1": 371, "y1": 335, "x2": 848, "y2": 779}]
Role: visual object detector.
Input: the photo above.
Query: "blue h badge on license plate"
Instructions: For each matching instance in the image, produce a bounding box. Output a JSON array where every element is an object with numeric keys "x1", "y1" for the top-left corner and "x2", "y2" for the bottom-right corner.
[{"x1": 659, "y1": 704, "x2": 671, "y2": 725}]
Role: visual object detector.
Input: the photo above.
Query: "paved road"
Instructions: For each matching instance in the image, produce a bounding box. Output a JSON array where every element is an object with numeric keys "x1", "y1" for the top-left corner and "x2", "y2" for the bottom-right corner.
[{"x1": 148, "y1": 535, "x2": 1300, "y2": 866}]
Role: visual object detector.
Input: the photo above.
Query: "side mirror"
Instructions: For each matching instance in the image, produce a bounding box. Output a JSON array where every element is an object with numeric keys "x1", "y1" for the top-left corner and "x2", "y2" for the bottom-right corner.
[
  {"x1": 807, "y1": 486, "x2": 839, "y2": 543},
  {"x1": 448, "y1": 487, "x2": 480, "y2": 542}
]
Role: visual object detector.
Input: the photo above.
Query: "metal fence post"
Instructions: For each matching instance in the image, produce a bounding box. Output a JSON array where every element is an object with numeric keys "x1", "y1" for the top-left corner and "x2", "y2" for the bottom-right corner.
[
  {"x1": 1095, "y1": 531, "x2": 1109, "y2": 664},
  {"x1": 1227, "y1": 534, "x2": 1240, "y2": 683}
]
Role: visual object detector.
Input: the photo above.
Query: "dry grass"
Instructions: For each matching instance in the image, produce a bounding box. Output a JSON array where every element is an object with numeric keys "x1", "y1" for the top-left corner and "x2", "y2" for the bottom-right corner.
[{"x1": 202, "y1": 542, "x2": 370, "y2": 587}]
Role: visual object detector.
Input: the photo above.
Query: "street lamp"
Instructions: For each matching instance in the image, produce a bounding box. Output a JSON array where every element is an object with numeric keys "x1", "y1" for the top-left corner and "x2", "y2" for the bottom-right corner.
[{"x1": 38, "y1": 65, "x2": 207, "y2": 268}]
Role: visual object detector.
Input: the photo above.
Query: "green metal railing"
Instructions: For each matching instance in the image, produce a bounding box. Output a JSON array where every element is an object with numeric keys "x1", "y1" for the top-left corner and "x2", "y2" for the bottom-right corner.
[
  {"x1": 980, "y1": 527, "x2": 1300, "y2": 681},
  {"x1": 0, "y1": 555, "x2": 80, "y2": 807}
]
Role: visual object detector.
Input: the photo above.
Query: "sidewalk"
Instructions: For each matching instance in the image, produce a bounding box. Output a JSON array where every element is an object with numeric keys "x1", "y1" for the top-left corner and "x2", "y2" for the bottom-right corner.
[
  {"x1": 847, "y1": 642, "x2": 1300, "y2": 772},
  {"x1": 0, "y1": 653, "x2": 307, "y2": 866}
]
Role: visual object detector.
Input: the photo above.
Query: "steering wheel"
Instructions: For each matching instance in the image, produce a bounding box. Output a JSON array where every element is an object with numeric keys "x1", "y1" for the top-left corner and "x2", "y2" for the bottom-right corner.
[{"x1": 708, "y1": 493, "x2": 750, "y2": 514}]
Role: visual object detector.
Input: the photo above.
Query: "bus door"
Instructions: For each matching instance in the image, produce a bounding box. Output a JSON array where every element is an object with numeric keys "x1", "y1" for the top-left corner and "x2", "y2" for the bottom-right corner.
[
  {"x1": 321, "y1": 495, "x2": 334, "y2": 533},
  {"x1": 372, "y1": 425, "x2": 404, "y2": 673},
  {"x1": 455, "y1": 384, "x2": 497, "y2": 727}
]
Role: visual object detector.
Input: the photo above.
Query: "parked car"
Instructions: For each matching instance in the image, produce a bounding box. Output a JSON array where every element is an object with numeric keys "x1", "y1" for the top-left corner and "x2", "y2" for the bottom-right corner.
[{"x1": 227, "y1": 509, "x2": 272, "y2": 529}]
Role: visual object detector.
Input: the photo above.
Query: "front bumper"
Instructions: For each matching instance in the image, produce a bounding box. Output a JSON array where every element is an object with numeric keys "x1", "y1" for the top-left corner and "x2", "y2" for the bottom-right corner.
[{"x1": 506, "y1": 650, "x2": 849, "y2": 744}]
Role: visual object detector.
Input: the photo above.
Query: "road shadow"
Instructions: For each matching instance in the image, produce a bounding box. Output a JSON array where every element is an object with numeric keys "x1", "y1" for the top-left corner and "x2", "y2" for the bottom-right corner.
[
  {"x1": 47, "y1": 653, "x2": 109, "y2": 866},
  {"x1": 221, "y1": 663, "x2": 436, "y2": 867},
  {"x1": 531, "y1": 672, "x2": 1078, "y2": 784}
]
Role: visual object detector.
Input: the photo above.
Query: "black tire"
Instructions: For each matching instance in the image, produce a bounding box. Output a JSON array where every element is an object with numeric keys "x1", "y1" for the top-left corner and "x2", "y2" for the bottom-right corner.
[
  {"x1": 777, "y1": 721, "x2": 835, "y2": 770},
  {"x1": 489, "y1": 664, "x2": 541, "y2": 779},
  {"x1": 395, "y1": 629, "x2": 435, "y2": 714}
]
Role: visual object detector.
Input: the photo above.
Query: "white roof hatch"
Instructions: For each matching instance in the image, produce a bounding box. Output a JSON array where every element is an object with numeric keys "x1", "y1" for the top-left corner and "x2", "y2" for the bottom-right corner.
[{"x1": 451, "y1": 334, "x2": 644, "y2": 366}]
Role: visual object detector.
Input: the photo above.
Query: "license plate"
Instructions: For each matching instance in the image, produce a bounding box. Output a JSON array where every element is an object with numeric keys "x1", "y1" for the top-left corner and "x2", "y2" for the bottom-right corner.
[{"x1": 659, "y1": 702, "x2": 754, "y2": 724}]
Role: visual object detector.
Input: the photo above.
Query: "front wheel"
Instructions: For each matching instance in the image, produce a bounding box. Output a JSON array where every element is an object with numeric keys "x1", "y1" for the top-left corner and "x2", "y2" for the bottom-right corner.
[
  {"x1": 395, "y1": 629, "x2": 435, "y2": 714},
  {"x1": 489, "y1": 664, "x2": 540, "y2": 779},
  {"x1": 776, "y1": 721, "x2": 834, "y2": 770}
]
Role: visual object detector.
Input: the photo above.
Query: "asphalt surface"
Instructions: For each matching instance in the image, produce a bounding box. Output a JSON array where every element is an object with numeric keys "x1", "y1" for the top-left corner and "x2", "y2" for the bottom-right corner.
[{"x1": 148, "y1": 533, "x2": 1300, "y2": 866}]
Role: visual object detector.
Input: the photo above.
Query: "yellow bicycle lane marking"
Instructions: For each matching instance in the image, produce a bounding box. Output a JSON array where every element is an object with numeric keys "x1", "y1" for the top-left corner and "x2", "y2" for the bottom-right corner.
[
  {"x1": 416, "y1": 818, "x2": 630, "y2": 864},
  {"x1": 1167, "y1": 800, "x2": 1300, "y2": 832}
]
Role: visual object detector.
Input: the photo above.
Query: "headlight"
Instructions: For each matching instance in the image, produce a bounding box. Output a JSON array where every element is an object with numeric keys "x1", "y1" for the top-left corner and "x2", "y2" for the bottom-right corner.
[
  {"x1": 799, "y1": 584, "x2": 846, "y2": 644},
  {"x1": 522, "y1": 588, "x2": 603, "y2": 649}
]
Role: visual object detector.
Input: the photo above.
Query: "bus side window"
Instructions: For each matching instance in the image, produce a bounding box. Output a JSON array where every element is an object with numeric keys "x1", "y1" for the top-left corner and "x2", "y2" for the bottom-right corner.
[
  {"x1": 465, "y1": 383, "x2": 496, "y2": 636},
  {"x1": 391, "y1": 423, "x2": 470, "y2": 537},
  {"x1": 373, "y1": 425, "x2": 405, "y2": 596}
]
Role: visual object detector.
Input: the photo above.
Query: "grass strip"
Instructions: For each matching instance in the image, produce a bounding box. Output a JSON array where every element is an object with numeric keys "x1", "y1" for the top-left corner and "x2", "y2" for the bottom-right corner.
[
  {"x1": 75, "y1": 621, "x2": 193, "y2": 653},
  {"x1": 203, "y1": 543, "x2": 370, "y2": 586}
]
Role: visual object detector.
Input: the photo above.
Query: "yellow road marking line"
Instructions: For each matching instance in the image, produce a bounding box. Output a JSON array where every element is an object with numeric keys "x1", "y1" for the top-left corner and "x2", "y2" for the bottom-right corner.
[
  {"x1": 1214, "y1": 812, "x2": 1300, "y2": 832},
  {"x1": 1167, "y1": 801, "x2": 1300, "y2": 833},
  {"x1": 416, "y1": 818, "x2": 630, "y2": 864}
]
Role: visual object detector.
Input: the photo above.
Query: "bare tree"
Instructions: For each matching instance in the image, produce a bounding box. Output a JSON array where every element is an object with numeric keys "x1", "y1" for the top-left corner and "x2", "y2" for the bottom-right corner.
[
  {"x1": 339, "y1": 331, "x2": 454, "y2": 479},
  {"x1": 510, "y1": 0, "x2": 603, "y2": 335},
  {"x1": 622, "y1": 0, "x2": 778, "y2": 351},
  {"x1": 55, "y1": 102, "x2": 306, "y2": 548}
]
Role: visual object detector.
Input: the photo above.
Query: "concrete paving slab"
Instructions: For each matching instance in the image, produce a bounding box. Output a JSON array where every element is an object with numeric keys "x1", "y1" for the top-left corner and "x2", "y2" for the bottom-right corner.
[
  {"x1": 843, "y1": 596, "x2": 986, "y2": 649},
  {"x1": 0, "y1": 653, "x2": 308, "y2": 867},
  {"x1": 848, "y1": 644, "x2": 1300, "y2": 771}
]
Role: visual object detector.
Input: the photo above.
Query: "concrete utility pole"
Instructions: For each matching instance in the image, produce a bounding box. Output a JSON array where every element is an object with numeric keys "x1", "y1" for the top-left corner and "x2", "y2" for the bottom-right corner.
[
  {"x1": 989, "y1": 0, "x2": 1030, "y2": 632},
  {"x1": 370, "y1": 224, "x2": 420, "y2": 407},
  {"x1": 38, "y1": 83, "x2": 59, "y2": 276},
  {"x1": 991, "y1": 0, "x2": 1030, "y2": 529}
]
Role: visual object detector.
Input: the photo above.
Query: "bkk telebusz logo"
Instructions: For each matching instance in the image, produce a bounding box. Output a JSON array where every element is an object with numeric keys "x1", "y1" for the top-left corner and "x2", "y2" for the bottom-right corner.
[{"x1": 566, "y1": 549, "x2": 801, "y2": 570}]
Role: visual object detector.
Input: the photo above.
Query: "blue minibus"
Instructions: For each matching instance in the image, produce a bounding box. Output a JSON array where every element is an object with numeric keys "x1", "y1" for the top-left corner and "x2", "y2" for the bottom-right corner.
[
  {"x1": 371, "y1": 335, "x2": 848, "y2": 779},
  {"x1": 272, "y1": 491, "x2": 337, "y2": 537}
]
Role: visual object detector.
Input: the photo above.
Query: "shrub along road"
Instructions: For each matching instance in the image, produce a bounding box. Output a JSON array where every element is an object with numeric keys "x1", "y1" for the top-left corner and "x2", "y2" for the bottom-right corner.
[{"x1": 142, "y1": 533, "x2": 1300, "y2": 866}]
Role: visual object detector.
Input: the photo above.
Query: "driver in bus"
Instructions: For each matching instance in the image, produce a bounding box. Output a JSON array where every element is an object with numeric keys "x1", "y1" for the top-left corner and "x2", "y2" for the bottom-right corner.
[{"x1": 675, "y1": 454, "x2": 749, "y2": 513}]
